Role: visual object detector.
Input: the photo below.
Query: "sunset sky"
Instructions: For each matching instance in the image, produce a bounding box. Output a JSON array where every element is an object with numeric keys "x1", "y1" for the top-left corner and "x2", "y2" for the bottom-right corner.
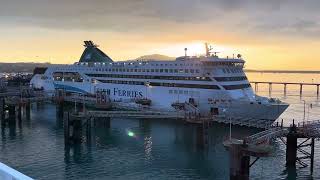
[{"x1": 1, "y1": 0, "x2": 320, "y2": 70}]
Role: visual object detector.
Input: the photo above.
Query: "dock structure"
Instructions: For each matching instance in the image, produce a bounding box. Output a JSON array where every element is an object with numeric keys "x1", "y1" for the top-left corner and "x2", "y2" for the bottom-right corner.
[
  {"x1": 224, "y1": 120, "x2": 320, "y2": 180},
  {"x1": 251, "y1": 81, "x2": 320, "y2": 96},
  {"x1": 0, "y1": 86, "x2": 278, "y2": 130},
  {"x1": 54, "y1": 89, "x2": 112, "y2": 111},
  {"x1": 0, "y1": 86, "x2": 53, "y2": 123}
]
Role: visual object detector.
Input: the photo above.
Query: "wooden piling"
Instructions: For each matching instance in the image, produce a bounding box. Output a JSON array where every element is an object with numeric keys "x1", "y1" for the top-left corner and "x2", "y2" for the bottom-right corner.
[
  {"x1": 0, "y1": 98, "x2": 4, "y2": 121},
  {"x1": 8, "y1": 105, "x2": 16, "y2": 120},
  {"x1": 317, "y1": 85, "x2": 319, "y2": 97},
  {"x1": 284, "y1": 84, "x2": 287, "y2": 96},
  {"x1": 72, "y1": 118, "x2": 82, "y2": 143},
  {"x1": 63, "y1": 112, "x2": 70, "y2": 144},
  {"x1": 94, "y1": 117, "x2": 110, "y2": 128},
  {"x1": 286, "y1": 125, "x2": 297, "y2": 167},
  {"x1": 310, "y1": 138, "x2": 315, "y2": 174},
  {"x1": 229, "y1": 143, "x2": 250, "y2": 180},
  {"x1": 18, "y1": 105, "x2": 22, "y2": 120},
  {"x1": 268, "y1": 83, "x2": 272, "y2": 96},
  {"x1": 26, "y1": 102, "x2": 31, "y2": 120},
  {"x1": 299, "y1": 84, "x2": 303, "y2": 96}
]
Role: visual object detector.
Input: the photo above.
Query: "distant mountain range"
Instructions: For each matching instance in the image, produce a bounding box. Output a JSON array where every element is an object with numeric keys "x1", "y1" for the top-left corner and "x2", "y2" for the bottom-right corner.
[
  {"x1": 245, "y1": 69, "x2": 320, "y2": 74},
  {"x1": 135, "y1": 54, "x2": 175, "y2": 61},
  {"x1": 0, "y1": 62, "x2": 52, "y2": 73}
]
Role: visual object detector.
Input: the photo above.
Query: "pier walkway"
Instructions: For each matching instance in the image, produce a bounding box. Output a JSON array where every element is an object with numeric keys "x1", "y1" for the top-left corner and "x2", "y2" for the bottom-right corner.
[
  {"x1": 251, "y1": 81, "x2": 320, "y2": 96},
  {"x1": 224, "y1": 119, "x2": 320, "y2": 180}
]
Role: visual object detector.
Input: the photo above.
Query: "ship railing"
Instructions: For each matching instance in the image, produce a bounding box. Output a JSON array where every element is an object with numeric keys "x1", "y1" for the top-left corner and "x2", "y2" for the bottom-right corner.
[{"x1": 0, "y1": 162, "x2": 33, "y2": 180}]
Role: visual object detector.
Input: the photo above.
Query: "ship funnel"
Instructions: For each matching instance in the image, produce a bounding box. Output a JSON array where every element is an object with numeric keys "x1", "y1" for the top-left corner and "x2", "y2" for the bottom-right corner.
[{"x1": 79, "y1": 40, "x2": 113, "y2": 63}]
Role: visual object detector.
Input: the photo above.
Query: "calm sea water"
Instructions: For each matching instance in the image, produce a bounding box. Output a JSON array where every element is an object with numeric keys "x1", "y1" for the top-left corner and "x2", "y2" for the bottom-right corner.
[{"x1": 1, "y1": 72, "x2": 320, "y2": 180}]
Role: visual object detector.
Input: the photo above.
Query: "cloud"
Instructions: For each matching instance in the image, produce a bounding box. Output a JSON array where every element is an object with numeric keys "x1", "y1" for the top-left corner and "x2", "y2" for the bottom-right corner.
[{"x1": 1, "y1": 0, "x2": 320, "y2": 39}]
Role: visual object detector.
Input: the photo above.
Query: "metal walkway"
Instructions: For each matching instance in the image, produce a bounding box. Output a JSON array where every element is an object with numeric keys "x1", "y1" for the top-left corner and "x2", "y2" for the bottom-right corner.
[{"x1": 81, "y1": 110, "x2": 184, "y2": 119}]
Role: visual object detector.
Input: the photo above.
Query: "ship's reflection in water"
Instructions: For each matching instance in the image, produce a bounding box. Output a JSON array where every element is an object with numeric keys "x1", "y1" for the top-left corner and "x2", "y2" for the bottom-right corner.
[{"x1": 0, "y1": 103, "x2": 317, "y2": 180}]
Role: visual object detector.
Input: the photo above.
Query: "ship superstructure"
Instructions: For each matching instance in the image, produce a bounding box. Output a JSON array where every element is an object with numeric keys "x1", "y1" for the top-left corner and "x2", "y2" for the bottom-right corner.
[{"x1": 30, "y1": 41, "x2": 288, "y2": 124}]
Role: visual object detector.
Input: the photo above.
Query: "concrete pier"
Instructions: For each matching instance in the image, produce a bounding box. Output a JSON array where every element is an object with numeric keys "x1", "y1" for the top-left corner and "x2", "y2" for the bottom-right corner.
[{"x1": 251, "y1": 81, "x2": 320, "y2": 96}]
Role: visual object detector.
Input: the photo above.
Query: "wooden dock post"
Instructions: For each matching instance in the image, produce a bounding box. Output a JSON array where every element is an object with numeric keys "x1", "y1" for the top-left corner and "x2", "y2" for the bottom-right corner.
[
  {"x1": 8, "y1": 105, "x2": 16, "y2": 120},
  {"x1": 284, "y1": 84, "x2": 287, "y2": 96},
  {"x1": 17, "y1": 105, "x2": 22, "y2": 120},
  {"x1": 0, "y1": 98, "x2": 4, "y2": 121},
  {"x1": 72, "y1": 117, "x2": 82, "y2": 143},
  {"x1": 86, "y1": 117, "x2": 93, "y2": 145},
  {"x1": 299, "y1": 84, "x2": 303, "y2": 96},
  {"x1": 63, "y1": 112, "x2": 70, "y2": 144},
  {"x1": 26, "y1": 102, "x2": 31, "y2": 120},
  {"x1": 286, "y1": 133, "x2": 297, "y2": 167},
  {"x1": 94, "y1": 117, "x2": 110, "y2": 128},
  {"x1": 268, "y1": 83, "x2": 272, "y2": 96},
  {"x1": 317, "y1": 85, "x2": 319, "y2": 97},
  {"x1": 310, "y1": 138, "x2": 315, "y2": 174},
  {"x1": 254, "y1": 83, "x2": 258, "y2": 92},
  {"x1": 286, "y1": 122, "x2": 297, "y2": 167},
  {"x1": 64, "y1": 112, "x2": 83, "y2": 144},
  {"x1": 229, "y1": 143, "x2": 250, "y2": 180},
  {"x1": 196, "y1": 125, "x2": 205, "y2": 149}
]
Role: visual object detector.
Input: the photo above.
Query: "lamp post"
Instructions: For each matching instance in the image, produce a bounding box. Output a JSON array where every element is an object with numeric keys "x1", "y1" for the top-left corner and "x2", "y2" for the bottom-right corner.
[
  {"x1": 229, "y1": 117, "x2": 232, "y2": 140},
  {"x1": 304, "y1": 100, "x2": 306, "y2": 121}
]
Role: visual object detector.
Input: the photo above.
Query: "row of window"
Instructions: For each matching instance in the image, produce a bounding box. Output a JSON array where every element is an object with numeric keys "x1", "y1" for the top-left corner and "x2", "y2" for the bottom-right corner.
[
  {"x1": 77, "y1": 62, "x2": 202, "y2": 67},
  {"x1": 169, "y1": 90, "x2": 200, "y2": 96},
  {"x1": 203, "y1": 61, "x2": 244, "y2": 67},
  {"x1": 223, "y1": 84, "x2": 251, "y2": 90},
  {"x1": 222, "y1": 68, "x2": 243, "y2": 74},
  {"x1": 86, "y1": 74, "x2": 211, "y2": 81},
  {"x1": 53, "y1": 72, "x2": 83, "y2": 82},
  {"x1": 90, "y1": 68, "x2": 201, "y2": 74},
  {"x1": 214, "y1": 76, "x2": 247, "y2": 82},
  {"x1": 97, "y1": 79, "x2": 220, "y2": 90}
]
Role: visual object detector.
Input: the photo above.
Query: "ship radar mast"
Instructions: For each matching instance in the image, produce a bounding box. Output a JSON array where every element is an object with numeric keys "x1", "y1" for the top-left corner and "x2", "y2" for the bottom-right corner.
[{"x1": 205, "y1": 43, "x2": 219, "y2": 57}]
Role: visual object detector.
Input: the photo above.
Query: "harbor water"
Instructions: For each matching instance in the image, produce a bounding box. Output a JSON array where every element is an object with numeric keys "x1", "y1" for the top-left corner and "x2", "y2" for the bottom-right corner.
[{"x1": 1, "y1": 72, "x2": 320, "y2": 180}]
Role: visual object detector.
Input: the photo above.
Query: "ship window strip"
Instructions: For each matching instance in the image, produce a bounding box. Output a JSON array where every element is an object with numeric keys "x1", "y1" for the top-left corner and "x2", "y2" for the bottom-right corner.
[
  {"x1": 97, "y1": 79, "x2": 220, "y2": 89},
  {"x1": 214, "y1": 76, "x2": 247, "y2": 82},
  {"x1": 86, "y1": 74, "x2": 211, "y2": 81},
  {"x1": 223, "y1": 84, "x2": 251, "y2": 90}
]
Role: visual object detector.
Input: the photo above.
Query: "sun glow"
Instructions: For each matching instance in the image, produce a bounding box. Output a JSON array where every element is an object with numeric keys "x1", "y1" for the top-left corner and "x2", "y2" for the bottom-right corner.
[{"x1": 151, "y1": 42, "x2": 235, "y2": 58}]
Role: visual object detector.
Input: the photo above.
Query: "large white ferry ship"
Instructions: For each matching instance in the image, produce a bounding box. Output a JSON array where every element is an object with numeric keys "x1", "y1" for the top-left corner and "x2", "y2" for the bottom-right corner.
[{"x1": 30, "y1": 41, "x2": 288, "y2": 124}]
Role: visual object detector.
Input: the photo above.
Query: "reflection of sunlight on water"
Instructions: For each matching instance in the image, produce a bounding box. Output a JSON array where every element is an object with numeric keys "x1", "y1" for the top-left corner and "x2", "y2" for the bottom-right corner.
[{"x1": 144, "y1": 136, "x2": 153, "y2": 162}]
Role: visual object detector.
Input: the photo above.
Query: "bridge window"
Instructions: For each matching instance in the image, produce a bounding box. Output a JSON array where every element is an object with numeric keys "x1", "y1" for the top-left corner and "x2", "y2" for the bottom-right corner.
[{"x1": 223, "y1": 84, "x2": 251, "y2": 90}]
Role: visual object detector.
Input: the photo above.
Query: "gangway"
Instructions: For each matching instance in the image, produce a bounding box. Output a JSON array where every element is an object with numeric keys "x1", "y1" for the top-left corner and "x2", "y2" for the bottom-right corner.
[{"x1": 224, "y1": 119, "x2": 320, "y2": 180}]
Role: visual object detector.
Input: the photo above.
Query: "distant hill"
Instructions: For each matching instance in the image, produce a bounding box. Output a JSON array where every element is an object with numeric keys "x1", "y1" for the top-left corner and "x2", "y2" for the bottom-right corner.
[
  {"x1": 135, "y1": 54, "x2": 175, "y2": 61},
  {"x1": 245, "y1": 69, "x2": 320, "y2": 74},
  {"x1": 0, "y1": 62, "x2": 54, "y2": 73}
]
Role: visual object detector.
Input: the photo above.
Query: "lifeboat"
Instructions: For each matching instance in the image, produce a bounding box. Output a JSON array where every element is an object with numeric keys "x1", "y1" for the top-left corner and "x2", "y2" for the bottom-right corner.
[
  {"x1": 135, "y1": 98, "x2": 152, "y2": 106},
  {"x1": 171, "y1": 102, "x2": 185, "y2": 110}
]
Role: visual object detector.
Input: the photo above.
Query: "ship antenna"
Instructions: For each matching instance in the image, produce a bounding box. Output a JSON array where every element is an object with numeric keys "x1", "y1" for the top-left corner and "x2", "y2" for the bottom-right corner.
[
  {"x1": 205, "y1": 43, "x2": 213, "y2": 56},
  {"x1": 184, "y1": 48, "x2": 188, "y2": 57}
]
